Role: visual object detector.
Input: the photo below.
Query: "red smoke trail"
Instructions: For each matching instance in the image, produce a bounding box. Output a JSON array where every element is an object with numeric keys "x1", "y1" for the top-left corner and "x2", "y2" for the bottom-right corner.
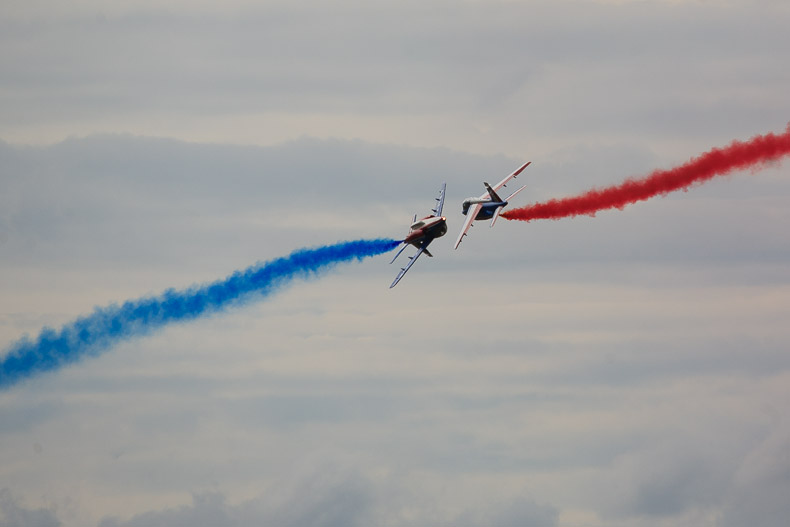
[{"x1": 502, "y1": 125, "x2": 790, "y2": 222}]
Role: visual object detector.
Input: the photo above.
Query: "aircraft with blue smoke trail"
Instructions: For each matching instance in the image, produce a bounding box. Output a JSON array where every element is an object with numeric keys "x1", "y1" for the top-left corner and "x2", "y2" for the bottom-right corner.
[
  {"x1": 453, "y1": 161, "x2": 530, "y2": 249},
  {"x1": 389, "y1": 183, "x2": 448, "y2": 288}
]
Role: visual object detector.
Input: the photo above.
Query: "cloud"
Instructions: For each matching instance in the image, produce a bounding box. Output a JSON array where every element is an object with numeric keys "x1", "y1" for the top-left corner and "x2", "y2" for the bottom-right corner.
[
  {"x1": 2, "y1": 1, "x2": 789, "y2": 152},
  {"x1": 0, "y1": 489, "x2": 60, "y2": 527},
  {"x1": 95, "y1": 473, "x2": 373, "y2": 527},
  {"x1": 95, "y1": 474, "x2": 557, "y2": 527},
  {"x1": 0, "y1": 134, "x2": 515, "y2": 276},
  {"x1": 720, "y1": 418, "x2": 790, "y2": 527},
  {"x1": 453, "y1": 497, "x2": 558, "y2": 527},
  {"x1": 4, "y1": 133, "x2": 789, "y2": 277},
  {"x1": 1, "y1": 12, "x2": 789, "y2": 521},
  {"x1": 98, "y1": 493, "x2": 234, "y2": 527}
]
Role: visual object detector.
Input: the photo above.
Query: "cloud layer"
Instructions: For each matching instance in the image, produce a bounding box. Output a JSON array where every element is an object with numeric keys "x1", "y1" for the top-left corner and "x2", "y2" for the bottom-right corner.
[
  {"x1": 2, "y1": 135, "x2": 790, "y2": 527},
  {"x1": 2, "y1": 1, "x2": 789, "y2": 154},
  {"x1": 2, "y1": 1, "x2": 790, "y2": 526}
]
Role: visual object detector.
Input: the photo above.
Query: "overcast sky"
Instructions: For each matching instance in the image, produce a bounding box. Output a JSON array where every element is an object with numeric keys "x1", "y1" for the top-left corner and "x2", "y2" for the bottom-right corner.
[{"x1": 2, "y1": 1, "x2": 790, "y2": 526}]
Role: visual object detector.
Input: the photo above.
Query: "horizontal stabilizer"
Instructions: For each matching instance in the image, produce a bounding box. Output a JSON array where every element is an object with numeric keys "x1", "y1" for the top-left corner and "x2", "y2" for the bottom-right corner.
[
  {"x1": 490, "y1": 206, "x2": 503, "y2": 227},
  {"x1": 505, "y1": 184, "x2": 527, "y2": 202}
]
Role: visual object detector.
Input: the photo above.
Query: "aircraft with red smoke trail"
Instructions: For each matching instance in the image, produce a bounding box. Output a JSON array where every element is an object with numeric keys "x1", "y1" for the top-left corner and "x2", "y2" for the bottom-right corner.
[
  {"x1": 453, "y1": 162, "x2": 530, "y2": 249},
  {"x1": 389, "y1": 183, "x2": 447, "y2": 288}
]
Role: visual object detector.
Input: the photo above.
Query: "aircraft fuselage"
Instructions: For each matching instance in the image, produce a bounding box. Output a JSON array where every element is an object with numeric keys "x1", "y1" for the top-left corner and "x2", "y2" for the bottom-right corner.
[
  {"x1": 461, "y1": 199, "x2": 507, "y2": 221},
  {"x1": 404, "y1": 215, "x2": 447, "y2": 245}
]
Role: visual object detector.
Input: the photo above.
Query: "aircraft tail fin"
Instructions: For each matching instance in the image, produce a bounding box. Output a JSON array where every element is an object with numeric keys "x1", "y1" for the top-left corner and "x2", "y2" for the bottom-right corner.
[{"x1": 483, "y1": 182, "x2": 503, "y2": 202}]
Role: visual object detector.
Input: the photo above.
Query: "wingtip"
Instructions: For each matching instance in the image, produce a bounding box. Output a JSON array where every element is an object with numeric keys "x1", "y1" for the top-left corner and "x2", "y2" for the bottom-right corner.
[
  {"x1": 513, "y1": 161, "x2": 531, "y2": 177},
  {"x1": 453, "y1": 235, "x2": 465, "y2": 250}
]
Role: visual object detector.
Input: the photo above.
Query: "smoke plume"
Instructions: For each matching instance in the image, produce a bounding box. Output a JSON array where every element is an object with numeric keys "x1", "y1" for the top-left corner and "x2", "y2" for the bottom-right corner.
[
  {"x1": 1, "y1": 238, "x2": 399, "y2": 389},
  {"x1": 502, "y1": 125, "x2": 790, "y2": 222}
]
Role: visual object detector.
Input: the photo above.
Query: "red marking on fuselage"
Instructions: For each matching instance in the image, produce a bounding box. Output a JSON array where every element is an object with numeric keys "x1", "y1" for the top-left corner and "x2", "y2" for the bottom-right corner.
[{"x1": 404, "y1": 216, "x2": 447, "y2": 245}]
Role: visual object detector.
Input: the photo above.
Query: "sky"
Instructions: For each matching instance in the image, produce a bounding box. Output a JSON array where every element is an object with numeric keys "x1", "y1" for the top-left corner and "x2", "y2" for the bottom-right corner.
[{"x1": 2, "y1": 0, "x2": 790, "y2": 526}]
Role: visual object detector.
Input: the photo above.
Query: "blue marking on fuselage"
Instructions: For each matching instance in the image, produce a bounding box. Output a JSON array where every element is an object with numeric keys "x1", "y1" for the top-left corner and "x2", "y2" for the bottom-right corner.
[{"x1": 473, "y1": 201, "x2": 507, "y2": 220}]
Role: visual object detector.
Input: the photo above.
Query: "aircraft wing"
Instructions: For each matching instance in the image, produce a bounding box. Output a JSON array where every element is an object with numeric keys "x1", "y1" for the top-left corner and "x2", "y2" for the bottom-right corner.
[
  {"x1": 390, "y1": 245, "x2": 427, "y2": 288},
  {"x1": 431, "y1": 182, "x2": 447, "y2": 217},
  {"x1": 453, "y1": 202, "x2": 482, "y2": 249},
  {"x1": 483, "y1": 161, "x2": 531, "y2": 197}
]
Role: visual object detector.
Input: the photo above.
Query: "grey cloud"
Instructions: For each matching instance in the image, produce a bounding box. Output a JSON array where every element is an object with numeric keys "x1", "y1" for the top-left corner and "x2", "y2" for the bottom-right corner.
[
  {"x1": 261, "y1": 472, "x2": 375, "y2": 527},
  {"x1": 540, "y1": 336, "x2": 790, "y2": 388},
  {"x1": 2, "y1": 30, "x2": 789, "y2": 527},
  {"x1": 0, "y1": 134, "x2": 508, "y2": 214},
  {"x1": 591, "y1": 421, "x2": 790, "y2": 526},
  {"x1": 95, "y1": 478, "x2": 557, "y2": 527},
  {"x1": 97, "y1": 473, "x2": 373, "y2": 527},
  {"x1": 98, "y1": 493, "x2": 235, "y2": 527},
  {"x1": 454, "y1": 497, "x2": 558, "y2": 527},
  {"x1": 0, "y1": 489, "x2": 60, "y2": 527},
  {"x1": 1, "y1": 1, "x2": 789, "y2": 145},
  {"x1": 720, "y1": 422, "x2": 790, "y2": 527},
  {"x1": 221, "y1": 393, "x2": 405, "y2": 428},
  {"x1": 0, "y1": 134, "x2": 514, "y2": 274},
  {"x1": 4, "y1": 134, "x2": 789, "y2": 278},
  {"x1": 622, "y1": 456, "x2": 730, "y2": 518},
  {"x1": 0, "y1": 400, "x2": 62, "y2": 434}
]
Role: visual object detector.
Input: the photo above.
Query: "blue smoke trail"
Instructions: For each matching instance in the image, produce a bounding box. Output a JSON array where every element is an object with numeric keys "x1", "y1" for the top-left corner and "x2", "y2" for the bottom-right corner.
[{"x1": 1, "y1": 238, "x2": 400, "y2": 389}]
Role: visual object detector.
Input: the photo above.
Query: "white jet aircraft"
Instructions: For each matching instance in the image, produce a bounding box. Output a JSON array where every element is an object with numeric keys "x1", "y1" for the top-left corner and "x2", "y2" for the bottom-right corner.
[{"x1": 453, "y1": 162, "x2": 530, "y2": 249}]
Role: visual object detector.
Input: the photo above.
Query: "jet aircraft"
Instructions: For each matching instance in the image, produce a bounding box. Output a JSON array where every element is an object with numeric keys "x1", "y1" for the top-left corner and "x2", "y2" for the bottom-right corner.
[
  {"x1": 453, "y1": 162, "x2": 530, "y2": 249},
  {"x1": 389, "y1": 183, "x2": 448, "y2": 288}
]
